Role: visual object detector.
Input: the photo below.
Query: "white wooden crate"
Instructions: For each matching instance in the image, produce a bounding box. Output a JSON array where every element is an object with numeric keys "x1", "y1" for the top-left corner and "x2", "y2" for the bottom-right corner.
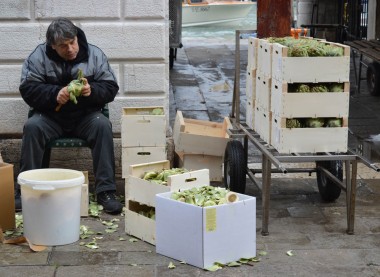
[
  {"x1": 271, "y1": 42, "x2": 350, "y2": 83},
  {"x1": 125, "y1": 200, "x2": 156, "y2": 245},
  {"x1": 173, "y1": 111, "x2": 231, "y2": 156},
  {"x1": 255, "y1": 73, "x2": 271, "y2": 111},
  {"x1": 176, "y1": 152, "x2": 223, "y2": 182},
  {"x1": 121, "y1": 106, "x2": 166, "y2": 147},
  {"x1": 254, "y1": 105, "x2": 272, "y2": 144},
  {"x1": 257, "y1": 38, "x2": 272, "y2": 78},
  {"x1": 247, "y1": 37, "x2": 258, "y2": 70},
  {"x1": 246, "y1": 68, "x2": 257, "y2": 102},
  {"x1": 126, "y1": 160, "x2": 209, "y2": 207},
  {"x1": 271, "y1": 116, "x2": 348, "y2": 153},
  {"x1": 246, "y1": 99, "x2": 255, "y2": 130},
  {"x1": 271, "y1": 80, "x2": 350, "y2": 118},
  {"x1": 122, "y1": 146, "x2": 167, "y2": 178}
]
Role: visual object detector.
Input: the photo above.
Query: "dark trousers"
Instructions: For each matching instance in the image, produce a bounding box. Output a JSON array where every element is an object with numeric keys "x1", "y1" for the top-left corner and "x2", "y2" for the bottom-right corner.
[{"x1": 20, "y1": 112, "x2": 116, "y2": 194}]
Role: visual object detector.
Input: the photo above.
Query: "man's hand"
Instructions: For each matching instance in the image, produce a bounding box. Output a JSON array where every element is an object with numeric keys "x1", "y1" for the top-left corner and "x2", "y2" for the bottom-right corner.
[
  {"x1": 57, "y1": 86, "x2": 70, "y2": 105},
  {"x1": 81, "y1": 78, "x2": 91, "y2": 97}
]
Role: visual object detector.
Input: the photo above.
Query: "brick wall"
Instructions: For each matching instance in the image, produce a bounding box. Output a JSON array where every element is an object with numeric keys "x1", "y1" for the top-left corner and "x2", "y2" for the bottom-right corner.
[{"x1": 0, "y1": 0, "x2": 171, "y2": 193}]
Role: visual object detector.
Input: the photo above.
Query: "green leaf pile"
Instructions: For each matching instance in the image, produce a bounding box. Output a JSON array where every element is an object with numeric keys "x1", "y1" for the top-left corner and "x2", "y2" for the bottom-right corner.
[
  {"x1": 170, "y1": 186, "x2": 230, "y2": 207},
  {"x1": 142, "y1": 168, "x2": 189, "y2": 186}
]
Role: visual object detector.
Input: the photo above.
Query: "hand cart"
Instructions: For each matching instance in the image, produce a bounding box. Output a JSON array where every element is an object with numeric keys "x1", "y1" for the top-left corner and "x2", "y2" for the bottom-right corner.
[{"x1": 225, "y1": 30, "x2": 380, "y2": 236}]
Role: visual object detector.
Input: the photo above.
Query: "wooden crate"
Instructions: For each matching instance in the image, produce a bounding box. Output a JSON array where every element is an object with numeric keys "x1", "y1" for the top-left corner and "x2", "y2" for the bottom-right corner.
[
  {"x1": 246, "y1": 99, "x2": 255, "y2": 130},
  {"x1": 126, "y1": 160, "x2": 209, "y2": 207},
  {"x1": 125, "y1": 200, "x2": 156, "y2": 245},
  {"x1": 254, "y1": 106, "x2": 272, "y2": 144},
  {"x1": 173, "y1": 111, "x2": 231, "y2": 156},
  {"x1": 255, "y1": 73, "x2": 271, "y2": 111},
  {"x1": 271, "y1": 42, "x2": 350, "y2": 83},
  {"x1": 271, "y1": 116, "x2": 348, "y2": 153},
  {"x1": 247, "y1": 37, "x2": 258, "y2": 70},
  {"x1": 271, "y1": 80, "x2": 350, "y2": 118},
  {"x1": 80, "y1": 171, "x2": 89, "y2": 217},
  {"x1": 121, "y1": 106, "x2": 166, "y2": 147},
  {"x1": 257, "y1": 38, "x2": 272, "y2": 78},
  {"x1": 122, "y1": 146, "x2": 167, "y2": 178},
  {"x1": 246, "y1": 68, "x2": 257, "y2": 102},
  {"x1": 176, "y1": 152, "x2": 223, "y2": 182}
]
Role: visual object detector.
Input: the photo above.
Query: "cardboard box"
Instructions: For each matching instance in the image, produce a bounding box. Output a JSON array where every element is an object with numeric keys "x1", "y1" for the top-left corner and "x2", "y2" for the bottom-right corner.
[
  {"x1": 271, "y1": 116, "x2": 348, "y2": 153},
  {"x1": 271, "y1": 42, "x2": 350, "y2": 83},
  {"x1": 122, "y1": 146, "x2": 167, "y2": 178},
  {"x1": 176, "y1": 153, "x2": 223, "y2": 182},
  {"x1": 173, "y1": 111, "x2": 231, "y2": 156},
  {"x1": 156, "y1": 191, "x2": 256, "y2": 269},
  {"x1": 121, "y1": 106, "x2": 166, "y2": 147},
  {"x1": 0, "y1": 163, "x2": 15, "y2": 230},
  {"x1": 271, "y1": 80, "x2": 350, "y2": 118},
  {"x1": 125, "y1": 200, "x2": 156, "y2": 245},
  {"x1": 126, "y1": 160, "x2": 210, "y2": 207}
]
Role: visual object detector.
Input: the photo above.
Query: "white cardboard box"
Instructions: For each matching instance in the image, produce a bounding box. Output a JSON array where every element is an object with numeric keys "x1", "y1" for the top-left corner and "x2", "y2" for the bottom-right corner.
[
  {"x1": 156, "y1": 191, "x2": 256, "y2": 269},
  {"x1": 173, "y1": 111, "x2": 231, "y2": 156},
  {"x1": 126, "y1": 160, "x2": 210, "y2": 207},
  {"x1": 121, "y1": 106, "x2": 166, "y2": 147},
  {"x1": 122, "y1": 146, "x2": 167, "y2": 178}
]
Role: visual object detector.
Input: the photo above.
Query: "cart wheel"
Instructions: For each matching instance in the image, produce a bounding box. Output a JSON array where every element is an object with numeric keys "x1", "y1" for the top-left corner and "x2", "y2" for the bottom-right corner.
[
  {"x1": 366, "y1": 62, "x2": 380, "y2": 96},
  {"x1": 224, "y1": 140, "x2": 246, "y2": 193},
  {"x1": 316, "y1": 160, "x2": 343, "y2": 202}
]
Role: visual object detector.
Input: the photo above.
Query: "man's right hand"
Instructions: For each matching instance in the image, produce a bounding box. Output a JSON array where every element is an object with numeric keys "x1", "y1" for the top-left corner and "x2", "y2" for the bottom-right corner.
[{"x1": 57, "y1": 86, "x2": 69, "y2": 105}]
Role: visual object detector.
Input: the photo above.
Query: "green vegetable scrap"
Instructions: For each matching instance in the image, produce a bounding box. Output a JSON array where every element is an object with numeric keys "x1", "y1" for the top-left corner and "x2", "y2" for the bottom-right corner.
[
  {"x1": 151, "y1": 108, "x2": 164, "y2": 115},
  {"x1": 138, "y1": 207, "x2": 156, "y2": 220},
  {"x1": 142, "y1": 168, "x2": 188, "y2": 186},
  {"x1": 67, "y1": 68, "x2": 85, "y2": 104},
  {"x1": 325, "y1": 118, "x2": 343, "y2": 127},
  {"x1": 170, "y1": 186, "x2": 233, "y2": 207}
]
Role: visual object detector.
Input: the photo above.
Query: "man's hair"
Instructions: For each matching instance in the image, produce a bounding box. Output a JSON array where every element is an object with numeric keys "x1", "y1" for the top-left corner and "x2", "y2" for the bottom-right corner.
[{"x1": 46, "y1": 17, "x2": 78, "y2": 46}]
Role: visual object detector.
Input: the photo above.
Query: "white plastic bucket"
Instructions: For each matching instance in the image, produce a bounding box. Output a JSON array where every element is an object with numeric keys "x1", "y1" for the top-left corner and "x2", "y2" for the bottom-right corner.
[{"x1": 18, "y1": 168, "x2": 84, "y2": 246}]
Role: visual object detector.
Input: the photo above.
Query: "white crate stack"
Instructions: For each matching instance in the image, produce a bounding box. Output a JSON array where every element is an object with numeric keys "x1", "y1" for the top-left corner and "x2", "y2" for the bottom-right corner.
[
  {"x1": 247, "y1": 37, "x2": 350, "y2": 153},
  {"x1": 121, "y1": 106, "x2": 167, "y2": 179},
  {"x1": 173, "y1": 111, "x2": 232, "y2": 181},
  {"x1": 270, "y1": 41, "x2": 350, "y2": 153},
  {"x1": 125, "y1": 160, "x2": 210, "y2": 245}
]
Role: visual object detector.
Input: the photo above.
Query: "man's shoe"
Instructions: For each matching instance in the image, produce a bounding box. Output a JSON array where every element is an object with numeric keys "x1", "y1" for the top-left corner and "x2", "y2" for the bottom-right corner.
[
  {"x1": 15, "y1": 189, "x2": 22, "y2": 212},
  {"x1": 97, "y1": 191, "x2": 123, "y2": 214}
]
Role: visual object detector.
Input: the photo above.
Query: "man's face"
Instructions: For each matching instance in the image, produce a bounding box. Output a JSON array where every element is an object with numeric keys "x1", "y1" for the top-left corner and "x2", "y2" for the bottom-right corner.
[{"x1": 52, "y1": 36, "x2": 79, "y2": 61}]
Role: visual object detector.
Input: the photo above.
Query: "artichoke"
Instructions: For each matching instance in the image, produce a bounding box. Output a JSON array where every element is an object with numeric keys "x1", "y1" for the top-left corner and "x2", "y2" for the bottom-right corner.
[
  {"x1": 329, "y1": 83, "x2": 344, "y2": 92},
  {"x1": 286, "y1": 119, "x2": 302, "y2": 128},
  {"x1": 67, "y1": 69, "x2": 85, "y2": 104},
  {"x1": 295, "y1": 84, "x2": 311, "y2": 93},
  {"x1": 310, "y1": 85, "x2": 328, "y2": 93},
  {"x1": 304, "y1": 118, "x2": 325, "y2": 128},
  {"x1": 325, "y1": 45, "x2": 344, "y2": 56},
  {"x1": 325, "y1": 118, "x2": 342, "y2": 127}
]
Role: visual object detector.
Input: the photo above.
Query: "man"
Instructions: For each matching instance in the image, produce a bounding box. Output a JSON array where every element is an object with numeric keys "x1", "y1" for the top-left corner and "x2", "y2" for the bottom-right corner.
[{"x1": 17, "y1": 17, "x2": 122, "y2": 214}]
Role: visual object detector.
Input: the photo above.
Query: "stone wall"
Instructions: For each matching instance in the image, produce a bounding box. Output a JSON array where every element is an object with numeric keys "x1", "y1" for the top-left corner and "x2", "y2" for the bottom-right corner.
[{"x1": 0, "y1": 0, "x2": 171, "y2": 193}]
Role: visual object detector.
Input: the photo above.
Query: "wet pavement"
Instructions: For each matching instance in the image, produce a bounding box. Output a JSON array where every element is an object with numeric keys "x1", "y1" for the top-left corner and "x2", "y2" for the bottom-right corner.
[{"x1": 1, "y1": 36, "x2": 380, "y2": 276}]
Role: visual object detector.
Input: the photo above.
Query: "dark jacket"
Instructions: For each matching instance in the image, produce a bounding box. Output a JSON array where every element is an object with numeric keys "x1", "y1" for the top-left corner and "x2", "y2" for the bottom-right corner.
[{"x1": 19, "y1": 27, "x2": 119, "y2": 128}]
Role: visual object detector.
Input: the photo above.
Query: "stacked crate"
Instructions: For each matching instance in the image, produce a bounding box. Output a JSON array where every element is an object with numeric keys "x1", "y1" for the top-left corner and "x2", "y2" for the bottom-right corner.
[
  {"x1": 173, "y1": 111, "x2": 231, "y2": 181},
  {"x1": 125, "y1": 160, "x2": 209, "y2": 245},
  {"x1": 269, "y1": 41, "x2": 350, "y2": 153},
  {"x1": 245, "y1": 37, "x2": 258, "y2": 129},
  {"x1": 121, "y1": 106, "x2": 167, "y2": 179}
]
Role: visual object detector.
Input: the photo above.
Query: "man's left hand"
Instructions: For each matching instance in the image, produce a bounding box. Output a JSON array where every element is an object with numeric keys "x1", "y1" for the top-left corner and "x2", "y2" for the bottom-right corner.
[{"x1": 81, "y1": 78, "x2": 91, "y2": 97}]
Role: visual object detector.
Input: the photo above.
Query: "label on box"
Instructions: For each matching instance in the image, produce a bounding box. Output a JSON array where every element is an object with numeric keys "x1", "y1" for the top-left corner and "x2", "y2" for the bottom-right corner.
[{"x1": 205, "y1": 208, "x2": 217, "y2": 232}]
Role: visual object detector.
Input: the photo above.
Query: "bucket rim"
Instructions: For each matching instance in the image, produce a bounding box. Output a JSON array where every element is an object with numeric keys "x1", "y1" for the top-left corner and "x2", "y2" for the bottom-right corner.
[{"x1": 18, "y1": 168, "x2": 84, "y2": 189}]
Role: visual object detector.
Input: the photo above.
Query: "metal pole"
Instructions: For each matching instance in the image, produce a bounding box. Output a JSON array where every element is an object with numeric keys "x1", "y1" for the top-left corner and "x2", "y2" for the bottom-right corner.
[{"x1": 261, "y1": 154, "x2": 271, "y2": 236}]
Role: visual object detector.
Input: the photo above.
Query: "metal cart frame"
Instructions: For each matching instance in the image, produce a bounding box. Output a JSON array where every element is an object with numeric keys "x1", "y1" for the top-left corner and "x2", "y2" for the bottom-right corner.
[{"x1": 227, "y1": 30, "x2": 379, "y2": 236}]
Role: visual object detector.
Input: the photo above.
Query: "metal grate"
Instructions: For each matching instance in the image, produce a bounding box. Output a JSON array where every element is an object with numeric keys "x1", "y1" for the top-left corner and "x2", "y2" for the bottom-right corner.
[{"x1": 169, "y1": 0, "x2": 182, "y2": 48}]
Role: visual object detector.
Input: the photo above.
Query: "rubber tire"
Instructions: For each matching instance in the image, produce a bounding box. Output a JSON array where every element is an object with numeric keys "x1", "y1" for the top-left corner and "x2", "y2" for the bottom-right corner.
[
  {"x1": 224, "y1": 140, "x2": 246, "y2": 193},
  {"x1": 366, "y1": 62, "x2": 380, "y2": 96},
  {"x1": 316, "y1": 160, "x2": 343, "y2": 202}
]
